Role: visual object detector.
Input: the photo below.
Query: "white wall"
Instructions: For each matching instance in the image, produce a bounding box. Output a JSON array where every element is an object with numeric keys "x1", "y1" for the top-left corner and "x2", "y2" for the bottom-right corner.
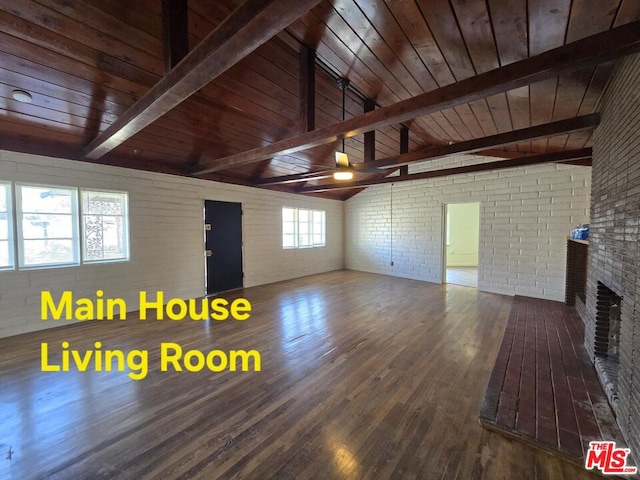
[
  {"x1": 0, "y1": 150, "x2": 344, "y2": 338},
  {"x1": 345, "y1": 154, "x2": 591, "y2": 301}
]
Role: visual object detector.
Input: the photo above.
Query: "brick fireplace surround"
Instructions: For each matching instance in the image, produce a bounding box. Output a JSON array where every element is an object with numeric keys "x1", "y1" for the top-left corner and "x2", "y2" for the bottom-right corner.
[{"x1": 584, "y1": 52, "x2": 640, "y2": 459}]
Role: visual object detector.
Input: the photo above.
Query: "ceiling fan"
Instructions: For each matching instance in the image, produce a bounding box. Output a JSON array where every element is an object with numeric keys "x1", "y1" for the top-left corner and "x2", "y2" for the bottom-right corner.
[
  {"x1": 333, "y1": 77, "x2": 354, "y2": 181},
  {"x1": 332, "y1": 77, "x2": 388, "y2": 180}
]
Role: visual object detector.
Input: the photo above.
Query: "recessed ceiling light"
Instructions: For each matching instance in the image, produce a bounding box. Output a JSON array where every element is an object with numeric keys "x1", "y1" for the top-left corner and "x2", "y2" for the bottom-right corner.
[{"x1": 12, "y1": 89, "x2": 32, "y2": 103}]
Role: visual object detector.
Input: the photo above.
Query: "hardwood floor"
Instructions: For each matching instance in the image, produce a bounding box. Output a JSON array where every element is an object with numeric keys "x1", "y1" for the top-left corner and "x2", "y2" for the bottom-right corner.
[
  {"x1": 446, "y1": 266, "x2": 478, "y2": 288},
  {"x1": 0, "y1": 271, "x2": 600, "y2": 479}
]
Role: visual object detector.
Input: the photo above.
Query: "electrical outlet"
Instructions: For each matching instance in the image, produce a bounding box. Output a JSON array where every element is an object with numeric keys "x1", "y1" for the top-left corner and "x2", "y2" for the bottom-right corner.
[{"x1": 390, "y1": 260, "x2": 394, "y2": 266}]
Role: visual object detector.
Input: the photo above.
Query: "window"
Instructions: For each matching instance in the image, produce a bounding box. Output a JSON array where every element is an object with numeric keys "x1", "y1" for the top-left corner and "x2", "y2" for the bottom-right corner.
[
  {"x1": 282, "y1": 207, "x2": 297, "y2": 249},
  {"x1": 312, "y1": 210, "x2": 325, "y2": 246},
  {"x1": 282, "y1": 207, "x2": 325, "y2": 249},
  {"x1": 298, "y1": 208, "x2": 311, "y2": 247},
  {"x1": 17, "y1": 185, "x2": 79, "y2": 268},
  {"x1": 1, "y1": 183, "x2": 130, "y2": 271},
  {"x1": 82, "y1": 191, "x2": 129, "y2": 262},
  {"x1": 0, "y1": 182, "x2": 13, "y2": 270}
]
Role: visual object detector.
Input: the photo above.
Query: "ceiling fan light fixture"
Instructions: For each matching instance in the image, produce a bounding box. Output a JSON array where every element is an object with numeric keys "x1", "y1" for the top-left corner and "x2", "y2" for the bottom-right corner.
[
  {"x1": 334, "y1": 151, "x2": 353, "y2": 180},
  {"x1": 333, "y1": 77, "x2": 355, "y2": 182},
  {"x1": 333, "y1": 168, "x2": 353, "y2": 181}
]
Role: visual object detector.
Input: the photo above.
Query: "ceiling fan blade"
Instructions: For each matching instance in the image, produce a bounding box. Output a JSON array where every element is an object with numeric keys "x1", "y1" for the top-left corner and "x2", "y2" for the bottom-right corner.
[
  {"x1": 351, "y1": 164, "x2": 389, "y2": 174},
  {"x1": 335, "y1": 151, "x2": 350, "y2": 168}
]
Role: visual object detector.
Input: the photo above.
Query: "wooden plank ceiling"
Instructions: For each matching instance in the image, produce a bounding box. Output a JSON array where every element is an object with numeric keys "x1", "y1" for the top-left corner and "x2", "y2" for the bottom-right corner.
[{"x1": 0, "y1": 0, "x2": 639, "y2": 200}]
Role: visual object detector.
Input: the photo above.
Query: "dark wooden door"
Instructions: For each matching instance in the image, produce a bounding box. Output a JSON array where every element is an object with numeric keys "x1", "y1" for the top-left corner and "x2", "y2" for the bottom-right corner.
[{"x1": 204, "y1": 200, "x2": 243, "y2": 294}]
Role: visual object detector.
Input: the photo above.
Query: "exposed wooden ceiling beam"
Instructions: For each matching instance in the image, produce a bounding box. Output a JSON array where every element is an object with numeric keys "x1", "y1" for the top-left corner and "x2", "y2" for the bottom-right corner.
[
  {"x1": 352, "y1": 114, "x2": 599, "y2": 170},
  {"x1": 162, "y1": 0, "x2": 189, "y2": 73},
  {"x1": 363, "y1": 98, "x2": 376, "y2": 162},
  {"x1": 561, "y1": 158, "x2": 592, "y2": 167},
  {"x1": 189, "y1": 20, "x2": 640, "y2": 176},
  {"x1": 477, "y1": 150, "x2": 530, "y2": 159},
  {"x1": 253, "y1": 114, "x2": 598, "y2": 185},
  {"x1": 399, "y1": 125, "x2": 409, "y2": 176},
  {"x1": 299, "y1": 45, "x2": 316, "y2": 133},
  {"x1": 83, "y1": 0, "x2": 323, "y2": 161},
  {"x1": 299, "y1": 149, "x2": 592, "y2": 193}
]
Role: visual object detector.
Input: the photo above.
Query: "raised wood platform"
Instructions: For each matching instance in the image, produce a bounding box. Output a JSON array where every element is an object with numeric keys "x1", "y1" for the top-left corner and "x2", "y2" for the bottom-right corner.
[
  {"x1": 479, "y1": 296, "x2": 628, "y2": 468},
  {"x1": 0, "y1": 271, "x2": 601, "y2": 479}
]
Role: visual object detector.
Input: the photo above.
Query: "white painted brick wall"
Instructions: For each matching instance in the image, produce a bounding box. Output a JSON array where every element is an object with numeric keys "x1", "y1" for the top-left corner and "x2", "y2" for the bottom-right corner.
[
  {"x1": 0, "y1": 150, "x2": 343, "y2": 338},
  {"x1": 345, "y1": 154, "x2": 591, "y2": 301}
]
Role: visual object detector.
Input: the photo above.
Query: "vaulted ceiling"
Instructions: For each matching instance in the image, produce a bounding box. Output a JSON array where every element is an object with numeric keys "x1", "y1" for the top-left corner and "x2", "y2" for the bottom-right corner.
[{"x1": 1, "y1": 0, "x2": 639, "y2": 200}]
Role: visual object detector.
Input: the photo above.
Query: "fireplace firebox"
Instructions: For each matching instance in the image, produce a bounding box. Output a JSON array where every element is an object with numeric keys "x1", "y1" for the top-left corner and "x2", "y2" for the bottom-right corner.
[{"x1": 594, "y1": 282, "x2": 622, "y2": 411}]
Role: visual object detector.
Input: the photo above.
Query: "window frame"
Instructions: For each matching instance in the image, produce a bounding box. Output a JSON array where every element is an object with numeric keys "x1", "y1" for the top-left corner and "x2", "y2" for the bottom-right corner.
[
  {"x1": 282, "y1": 207, "x2": 298, "y2": 249},
  {"x1": 81, "y1": 189, "x2": 130, "y2": 263},
  {"x1": 282, "y1": 207, "x2": 326, "y2": 250},
  {"x1": 298, "y1": 208, "x2": 312, "y2": 248},
  {"x1": 0, "y1": 181, "x2": 14, "y2": 271},
  {"x1": 1, "y1": 182, "x2": 132, "y2": 272},
  {"x1": 16, "y1": 183, "x2": 80, "y2": 269}
]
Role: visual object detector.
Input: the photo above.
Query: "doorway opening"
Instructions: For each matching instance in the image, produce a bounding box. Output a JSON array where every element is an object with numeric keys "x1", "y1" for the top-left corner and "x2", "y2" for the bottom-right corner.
[
  {"x1": 443, "y1": 202, "x2": 480, "y2": 288},
  {"x1": 204, "y1": 200, "x2": 243, "y2": 295}
]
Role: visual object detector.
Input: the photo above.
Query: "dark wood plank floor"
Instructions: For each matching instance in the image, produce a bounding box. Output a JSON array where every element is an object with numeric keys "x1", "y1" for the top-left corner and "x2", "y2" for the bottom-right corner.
[
  {"x1": 0, "y1": 270, "x2": 601, "y2": 479},
  {"x1": 480, "y1": 296, "x2": 626, "y2": 463}
]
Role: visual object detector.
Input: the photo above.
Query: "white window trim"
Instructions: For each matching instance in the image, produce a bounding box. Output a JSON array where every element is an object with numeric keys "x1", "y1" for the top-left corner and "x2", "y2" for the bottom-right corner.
[{"x1": 0, "y1": 181, "x2": 14, "y2": 271}]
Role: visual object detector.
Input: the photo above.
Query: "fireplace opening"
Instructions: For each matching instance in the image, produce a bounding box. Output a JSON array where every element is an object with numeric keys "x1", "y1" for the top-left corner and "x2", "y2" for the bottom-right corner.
[{"x1": 594, "y1": 281, "x2": 622, "y2": 411}]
